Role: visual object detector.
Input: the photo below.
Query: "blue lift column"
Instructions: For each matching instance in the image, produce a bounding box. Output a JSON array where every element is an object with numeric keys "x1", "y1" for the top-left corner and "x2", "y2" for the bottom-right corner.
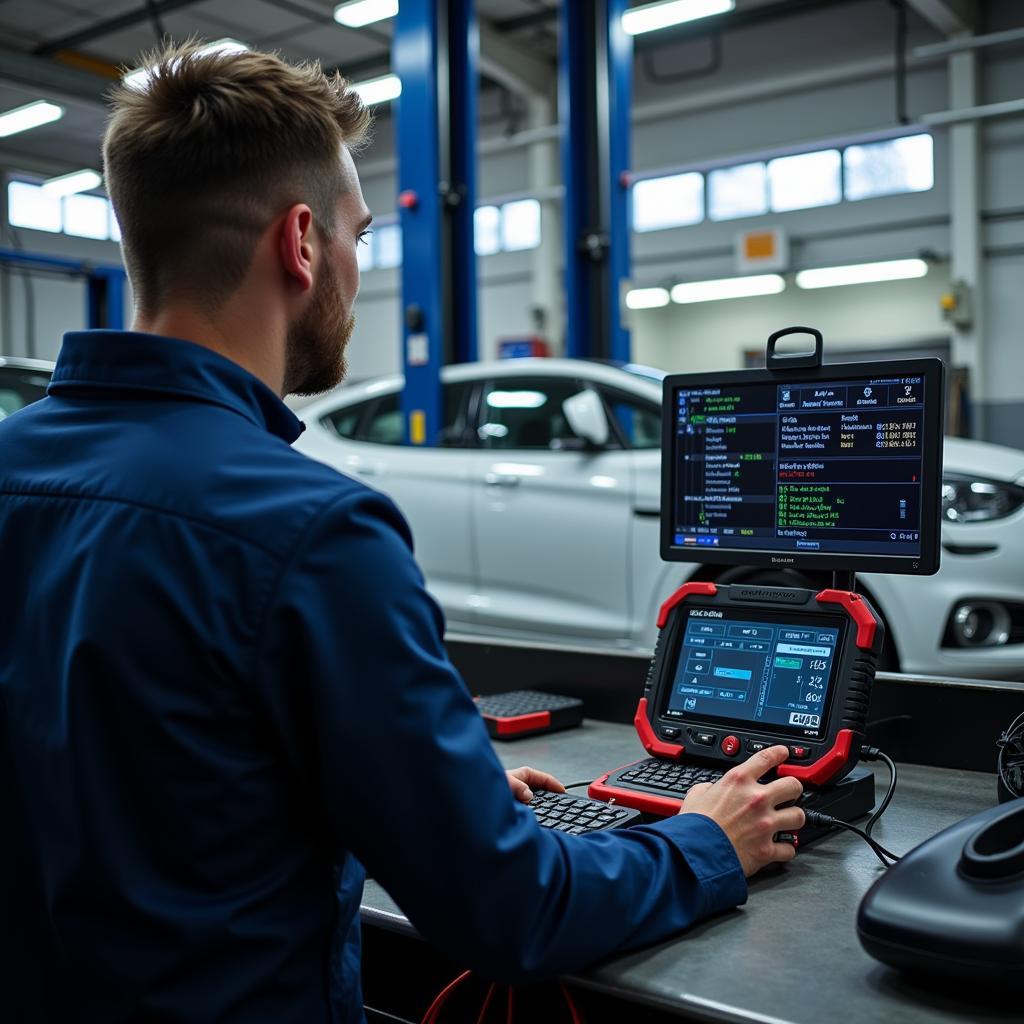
[
  {"x1": 560, "y1": 0, "x2": 633, "y2": 362},
  {"x1": 394, "y1": 0, "x2": 479, "y2": 445},
  {"x1": 87, "y1": 267, "x2": 126, "y2": 330}
]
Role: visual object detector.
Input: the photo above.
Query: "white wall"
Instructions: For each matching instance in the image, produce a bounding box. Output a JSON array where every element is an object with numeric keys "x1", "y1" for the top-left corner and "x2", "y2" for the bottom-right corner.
[{"x1": 631, "y1": 268, "x2": 953, "y2": 373}]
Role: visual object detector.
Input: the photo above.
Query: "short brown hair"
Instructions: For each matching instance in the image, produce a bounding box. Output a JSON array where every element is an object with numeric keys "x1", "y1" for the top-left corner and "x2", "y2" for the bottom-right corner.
[{"x1": 103, "y1": 42, "x2": 372, "y2": 315}]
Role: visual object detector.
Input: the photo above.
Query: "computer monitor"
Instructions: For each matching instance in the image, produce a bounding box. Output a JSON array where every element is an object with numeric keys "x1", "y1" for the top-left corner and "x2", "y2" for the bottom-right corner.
[{"x1": 660, "y1": 358, "x2": 945, "y2": 575}]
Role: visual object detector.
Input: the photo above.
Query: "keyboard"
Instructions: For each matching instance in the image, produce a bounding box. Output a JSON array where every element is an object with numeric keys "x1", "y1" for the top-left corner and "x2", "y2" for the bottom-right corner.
[
  {"x1": 477, "y1": 690, "x2": 584, "y2": 740},
  {"x1": 613, "y1": 758, "x2": 723, "y2": 796},
  {"x1": 528, "y1": 789, "x2": 641, "y2": 834}
]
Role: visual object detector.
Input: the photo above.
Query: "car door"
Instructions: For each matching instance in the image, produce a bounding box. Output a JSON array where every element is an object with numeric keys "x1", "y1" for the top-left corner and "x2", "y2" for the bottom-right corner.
[
  {"x1": 306, "y1": 381, "x2": 480, "y2": 630},
  {"x1": 468, "y1": 375, "x2": 633, "y2": 644}
]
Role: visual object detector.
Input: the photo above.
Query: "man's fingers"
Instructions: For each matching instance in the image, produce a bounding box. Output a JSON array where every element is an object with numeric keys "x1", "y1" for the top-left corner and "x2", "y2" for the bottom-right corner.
[
  {"x1": 735, "y1": 744, "x2": 791, "y2": 781},
  {"x1": 770, "y1": 840, "x2": 799, "y2": 864},
  {"x1": 508, "y1": 776, "x2": 533, "y2": 803},
  {"x1": 773, "y1": 806, "x2": 806, "y2": 832},
  {"x1": 512, "y1": 766, "x2": 565, "y2": 794},
  {"x1": 763, "y1": 775, "x2": 804, "y2": 807}
]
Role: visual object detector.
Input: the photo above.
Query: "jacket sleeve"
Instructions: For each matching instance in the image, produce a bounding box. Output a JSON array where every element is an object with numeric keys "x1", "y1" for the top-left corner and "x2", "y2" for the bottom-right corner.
[{"x1": 253, "y1": 487, "x2": 747, "y2": 981}]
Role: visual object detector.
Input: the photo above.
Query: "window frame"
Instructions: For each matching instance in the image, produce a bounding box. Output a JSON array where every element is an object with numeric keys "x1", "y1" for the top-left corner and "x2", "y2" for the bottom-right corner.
[{"x1": 595, "y1": 386, "x2": 661, "y2": 451}]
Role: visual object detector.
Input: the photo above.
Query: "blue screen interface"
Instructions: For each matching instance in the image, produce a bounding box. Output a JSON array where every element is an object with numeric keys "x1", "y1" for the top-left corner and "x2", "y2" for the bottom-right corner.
[{"x1": 664, "y1": 608, "x2": 842, "y2": 740}]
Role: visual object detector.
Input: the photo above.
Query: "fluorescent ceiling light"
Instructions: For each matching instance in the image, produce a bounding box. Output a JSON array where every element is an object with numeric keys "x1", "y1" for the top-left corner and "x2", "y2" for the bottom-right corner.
[
  {"x1": 622, "y1": 0, "x2": 734, "y2": 36},
  {"x1": 124, "y1": 38, "x2": 250, "y2": 89},
  {"x1": 42, "y1": 169, "x2": 103, "y2": 198},
  {"x1": 795, "y1": 259, "x2": 928, "y2": 289},
  {"x1": 0, "y1": 100, "x2": 64, "y2": 138},
  {"x1": 334, "y1": 0, "x2": 398, "y2": 28},
  {"x1": 352, "y1": 73, "x2": 402, "y2": 106},
  {"x1": 671, "y1": 274, "x2": 784, "y2": 304},
  {"x1": 626, "y1": 287, "x2": 671, "y2": 310}
]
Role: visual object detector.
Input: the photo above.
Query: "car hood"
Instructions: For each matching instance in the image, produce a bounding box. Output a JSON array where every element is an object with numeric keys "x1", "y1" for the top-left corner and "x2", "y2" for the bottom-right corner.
[{"x1": 943, "y1": 436, "x2": 1024, "y2": 485}]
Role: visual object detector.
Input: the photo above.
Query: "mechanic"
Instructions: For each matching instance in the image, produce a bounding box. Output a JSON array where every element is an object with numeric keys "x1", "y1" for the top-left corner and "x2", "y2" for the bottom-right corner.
[{"x1": 0, "y1": 45, "x2": 805, "y2": 1022}]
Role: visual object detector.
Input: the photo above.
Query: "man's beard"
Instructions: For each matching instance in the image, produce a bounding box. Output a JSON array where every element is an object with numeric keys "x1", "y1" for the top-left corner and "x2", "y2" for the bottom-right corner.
[{"x1": 284, "y1": 263, "x2": 355, "y2": 397}]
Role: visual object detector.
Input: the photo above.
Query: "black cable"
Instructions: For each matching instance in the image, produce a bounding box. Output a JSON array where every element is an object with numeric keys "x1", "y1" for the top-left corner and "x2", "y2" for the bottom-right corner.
[
  {"x1": 145, "y1": 0, "x2": 169, "y2": 43},
  {"x1": 860, "y1": 747, "x2": 897, "y2": 838},
  {"x1": 2, "y1": 225, "x2": 37, "y2": 360},
  {"x1": 889, "y1": 0, "x2": 910, "y2": 125},
  {"x1": 563, "y1": 780, "x2": 595, "y2": 791},
  {"x1": 805, "y1": 811, "x2": 901, "y2": 867}
]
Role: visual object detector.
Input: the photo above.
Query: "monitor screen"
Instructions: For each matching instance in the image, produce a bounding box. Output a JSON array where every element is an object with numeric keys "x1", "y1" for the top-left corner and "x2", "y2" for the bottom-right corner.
[
  {"x1": 659, "y1": 605, "x2": 847, "y2": 741},
  {"x1": 661, "y1": 358, "x2": 944, "y2": 574}
]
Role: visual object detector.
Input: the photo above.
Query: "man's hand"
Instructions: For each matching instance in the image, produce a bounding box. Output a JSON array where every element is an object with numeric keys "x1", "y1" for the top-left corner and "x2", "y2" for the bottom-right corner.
[
  {"x1": 679, "y1": 745, "x2": 805, "y2": 876},
  {"x1": 506, "y1": 766, "x2": 566, "y2": 804}
]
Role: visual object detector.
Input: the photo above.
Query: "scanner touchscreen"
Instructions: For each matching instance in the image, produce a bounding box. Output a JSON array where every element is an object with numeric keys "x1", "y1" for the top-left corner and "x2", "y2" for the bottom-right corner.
[{"x1": 664, "y1": 606, "x2": 845, "y2": 745}]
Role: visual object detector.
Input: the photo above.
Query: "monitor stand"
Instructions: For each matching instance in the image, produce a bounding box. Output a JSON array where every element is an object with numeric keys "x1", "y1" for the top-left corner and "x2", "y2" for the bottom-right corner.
[
  {"x1": 831, "y1": 569, "x2": 856, "y2": 592},
  {"x1": 799, "y1": 766, "x2": 876, "y2": 845}
]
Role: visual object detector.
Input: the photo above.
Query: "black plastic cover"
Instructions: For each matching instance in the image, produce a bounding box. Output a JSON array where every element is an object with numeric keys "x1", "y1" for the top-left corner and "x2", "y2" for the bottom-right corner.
[{"x1": 857, "y1": 798, "x2": 1024, "y2": 986}]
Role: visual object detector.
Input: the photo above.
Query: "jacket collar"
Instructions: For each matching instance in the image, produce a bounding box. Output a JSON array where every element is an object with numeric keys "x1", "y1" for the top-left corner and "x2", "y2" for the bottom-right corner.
[{"x1": 48, "y1": 330, "x2": 304, "y2": 444}]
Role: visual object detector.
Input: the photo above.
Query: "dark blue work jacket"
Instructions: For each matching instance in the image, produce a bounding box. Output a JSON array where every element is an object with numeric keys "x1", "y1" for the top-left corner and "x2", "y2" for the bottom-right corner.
[{"x1": 0, "y1": 331, "x2": 746, "y2": 1023}]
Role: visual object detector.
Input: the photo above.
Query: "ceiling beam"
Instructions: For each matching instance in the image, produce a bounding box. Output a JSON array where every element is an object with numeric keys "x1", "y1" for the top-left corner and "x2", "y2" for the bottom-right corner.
[
  {"x1": 904, "y1": 0, "x2": 977, "y2": 37},
  {"x1": 34, "y1": 0, "x2": 207, "y2": 57},
  {"x1": 478, "y1": 19, "x2": 553, "y2": 101},
  {"x1": 0, "y1": 45, "x2": 111, "y2": 105}
]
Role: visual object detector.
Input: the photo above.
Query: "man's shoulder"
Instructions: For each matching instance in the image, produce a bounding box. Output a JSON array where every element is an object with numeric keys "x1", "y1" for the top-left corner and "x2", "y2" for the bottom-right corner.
[{"x1": 200, "y1": 430, "x2": 408, "y2": 559}]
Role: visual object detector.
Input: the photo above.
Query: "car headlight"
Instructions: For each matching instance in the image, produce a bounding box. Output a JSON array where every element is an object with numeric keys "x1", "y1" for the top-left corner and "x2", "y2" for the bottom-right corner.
[{"x1": 942, "y1": 473, "x2": 1024, "y2": 523}]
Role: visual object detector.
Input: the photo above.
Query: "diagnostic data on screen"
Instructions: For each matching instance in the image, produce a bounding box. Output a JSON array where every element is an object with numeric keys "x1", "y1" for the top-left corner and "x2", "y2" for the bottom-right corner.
[
  {"x1": 671, "y1": 376, "x2": 925, "y2": 557},
  {"x1": 665, "y1": 610, "x2": 840, "y2": 740}
]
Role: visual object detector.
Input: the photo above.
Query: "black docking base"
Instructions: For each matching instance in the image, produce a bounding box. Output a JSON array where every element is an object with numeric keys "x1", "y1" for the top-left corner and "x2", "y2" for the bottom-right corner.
[
  {"x1": 631, "y1": 766, "x2": 876, "y2": 845},
  {"x1": 799, "y1": 766, "x2": 875, "y2": 845}
]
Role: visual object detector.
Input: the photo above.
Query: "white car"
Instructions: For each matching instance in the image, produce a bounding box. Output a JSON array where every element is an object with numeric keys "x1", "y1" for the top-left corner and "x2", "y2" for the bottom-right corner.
[{"x1": 295, "y1": 359, "x2": 1024, "y2": 681}]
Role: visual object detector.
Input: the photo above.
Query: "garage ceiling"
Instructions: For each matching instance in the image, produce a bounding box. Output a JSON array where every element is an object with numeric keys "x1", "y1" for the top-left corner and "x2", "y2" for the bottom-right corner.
[
  {"x1": 0, "y1": 0, "x2": 564, "y2": 171},
  {"x1": 0, "y1": 0, "x2": 964, "y2": 174}
]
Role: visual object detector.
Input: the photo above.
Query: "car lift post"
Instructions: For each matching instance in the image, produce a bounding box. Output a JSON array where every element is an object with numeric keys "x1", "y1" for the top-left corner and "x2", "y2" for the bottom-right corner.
[
  {"x1": 393, "y1": 0, "x2": 479, "y2": 446},
  {"x1": 559, "y1": 0, "x2": 633, "y2": 362}
]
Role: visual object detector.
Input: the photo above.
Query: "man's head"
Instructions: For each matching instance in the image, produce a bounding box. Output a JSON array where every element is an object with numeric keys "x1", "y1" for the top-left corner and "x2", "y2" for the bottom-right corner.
[{"x1": 103, "y1": 43, "x2": 372, "y2": 395}]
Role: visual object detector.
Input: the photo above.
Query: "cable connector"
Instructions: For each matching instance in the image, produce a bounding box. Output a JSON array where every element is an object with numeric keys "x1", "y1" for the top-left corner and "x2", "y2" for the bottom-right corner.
[
  {"x1": 805, "y1": 809, "x2": 901, "y2": 867},
  {"x1": 860, "y1": 744, "x2": 882, "y2": 761},
  {"x1": 804, "y1": 809, "x2": 834, "y2": 829}
]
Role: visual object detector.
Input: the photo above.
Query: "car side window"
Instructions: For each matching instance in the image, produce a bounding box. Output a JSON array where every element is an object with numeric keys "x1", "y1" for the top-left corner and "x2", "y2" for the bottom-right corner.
[
  {"x1": 0, "y1": 369, "x2": 49, "y2": 419},
  {"x1": 0, "y1": 389, "x2": 24, "y2": 419},
  {"x1": 600, "y1": 388, "x2": 661, "y2": 450},
  {"x1": 324, "y1": 404, "x2": 363, "y2": 439},
  {"x1": 362, "y1": 394, "x2": 404, "y2": 445},
  {"x1": 477, "y1": 377, "x2": 588, "y2": 450},
  {"x1": 324, "y1": 382, "x2": 473, "y2": 446}
]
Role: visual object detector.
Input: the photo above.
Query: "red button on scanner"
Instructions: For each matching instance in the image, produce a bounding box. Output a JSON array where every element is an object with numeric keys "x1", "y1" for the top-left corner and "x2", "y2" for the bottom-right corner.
[
  {"x1": 789, "y1": 745, "x2": 810, "y2": 760},
  {"x1": 721, "y1": 735, "x2": 740, "y2": 757}
]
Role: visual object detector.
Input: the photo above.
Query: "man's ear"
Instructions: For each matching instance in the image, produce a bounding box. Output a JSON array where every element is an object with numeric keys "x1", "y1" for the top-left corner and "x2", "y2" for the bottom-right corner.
[{"x1": 279, "y1": 204, "x2": 315, "y2": 292}]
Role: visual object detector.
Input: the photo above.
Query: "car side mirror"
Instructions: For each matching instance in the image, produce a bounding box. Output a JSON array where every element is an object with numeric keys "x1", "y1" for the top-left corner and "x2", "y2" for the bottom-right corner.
[{"x1": 562, "y1": 390, "x2": 609, "y2": 449}]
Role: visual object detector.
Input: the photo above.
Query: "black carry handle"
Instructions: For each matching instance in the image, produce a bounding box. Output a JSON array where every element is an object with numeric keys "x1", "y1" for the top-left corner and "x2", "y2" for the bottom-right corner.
[{"x1": 766, "y1": 326, "x2": 823, "y2": 370}]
